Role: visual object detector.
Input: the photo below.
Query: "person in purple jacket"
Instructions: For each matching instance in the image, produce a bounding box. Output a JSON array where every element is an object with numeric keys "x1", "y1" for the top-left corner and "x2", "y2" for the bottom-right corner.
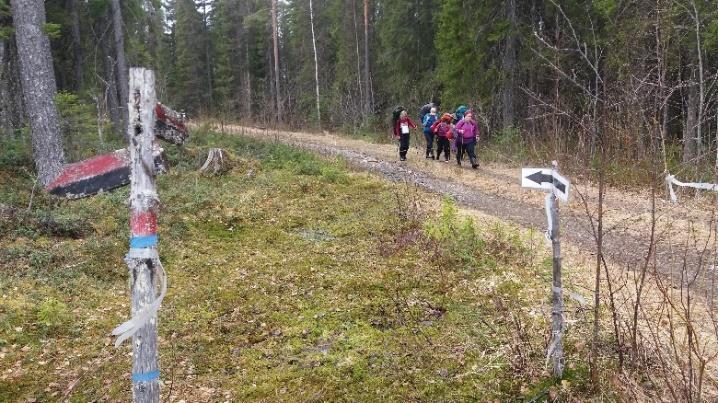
[{"x1": 454, "y1": 110, "x2": 479, "y2": 169}]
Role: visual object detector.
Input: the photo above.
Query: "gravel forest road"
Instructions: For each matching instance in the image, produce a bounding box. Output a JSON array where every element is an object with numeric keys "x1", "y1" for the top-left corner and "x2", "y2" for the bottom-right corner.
[{"x1": 220, "y1": 124, "x2": 717, "y2": 294}]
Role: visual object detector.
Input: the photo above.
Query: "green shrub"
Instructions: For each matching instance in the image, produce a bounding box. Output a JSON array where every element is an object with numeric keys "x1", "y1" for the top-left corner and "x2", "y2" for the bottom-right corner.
[
  {"x1": 36, "y1": 297, "x2": 70, "y2": 331},
  {"x1": 424, "y1": 198, "x2": 531, "y2": 269},
  {"x1": 424, "y1": 198, "x2": 482, "y2": 265},
  {"x1": 29, "y1": 250, "x2": 54, "y2": 269},
  {"x1": 295, "y1": 159, "x2": 322, "y2": 176},
  {"x1": 321, "y1": 166, "x2": 348, "y2": 183}
]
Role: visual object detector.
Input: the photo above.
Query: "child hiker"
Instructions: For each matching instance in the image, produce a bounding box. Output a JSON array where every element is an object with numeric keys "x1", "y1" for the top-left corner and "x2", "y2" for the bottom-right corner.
[
  {"x1": 431, "y1": 113, "x2": 453, "y2": 162},
  {"x1": 393, "y1": 110, "x2": 417, "y2": 161},
  {"x1": 422, "y1": 107, "x2": 438, "y2": 159},
  {"x1": 454, "y1": 110, "x2": 479, "y2": 169}
]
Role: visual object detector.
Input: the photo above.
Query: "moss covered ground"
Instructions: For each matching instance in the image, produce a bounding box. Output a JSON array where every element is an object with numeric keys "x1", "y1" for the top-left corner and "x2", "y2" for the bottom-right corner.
[{"x1": 0, "y1": 129, "x2": 602, "y2": 401}]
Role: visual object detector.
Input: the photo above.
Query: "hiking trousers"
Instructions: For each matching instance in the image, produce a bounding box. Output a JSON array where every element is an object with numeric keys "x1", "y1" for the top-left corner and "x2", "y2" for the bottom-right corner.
[
  {"x1": 457, "y1": 140, "x2": 478, "y2": 168},
  {"x1": 436, "y1": 137, "x2": 450, "y2": 160},
  {"x1": 399, "y1": 133, "x2": 410, "y2": 159},
  {"x1": 424, "y1": 132, "x2": 435, "y2": 158}
]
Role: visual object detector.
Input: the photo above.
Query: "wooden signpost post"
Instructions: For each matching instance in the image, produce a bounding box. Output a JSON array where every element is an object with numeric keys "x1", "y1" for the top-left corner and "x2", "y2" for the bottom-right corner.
[
  {"x1": 41, "y1": 66, "x2": 185, "y2": 401},
  {"x1": 109, "y1": 67, "x2": 165, "y2": 402},
  {"x1": 522, "y1": 161, "x2": 570, "y2": 378}
]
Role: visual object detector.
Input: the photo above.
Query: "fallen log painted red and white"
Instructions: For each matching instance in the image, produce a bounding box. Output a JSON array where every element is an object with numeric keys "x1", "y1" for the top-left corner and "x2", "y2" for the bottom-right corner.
[
  {"x1": 46, "y1": 102, "x2": 186, "y2": 199},
  {"x1": 46, "y1": 145, "x2": 165, "y2": 199}
]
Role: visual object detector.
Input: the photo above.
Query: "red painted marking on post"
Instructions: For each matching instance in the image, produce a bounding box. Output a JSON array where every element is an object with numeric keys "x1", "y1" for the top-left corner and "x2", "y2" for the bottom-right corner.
[
  {"x1": 46, "y1": 152, "x2": 127, "y2": 190},
  {"x1": 130, "y1": 211, "x2": 158, "y2": 236}
]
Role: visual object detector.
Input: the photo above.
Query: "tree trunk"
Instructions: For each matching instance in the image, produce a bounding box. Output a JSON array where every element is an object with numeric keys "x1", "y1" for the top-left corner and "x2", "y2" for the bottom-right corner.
[
  {"x1": 309, "y1": 0, "x2": 321, "y2": 126},
  {"x1": 0, "y1": 39, "x2": 9, "y2": 136},
  {"x1": 10, "y1": 0, "x2": 65, "y2": 186},
  {"x1": 271, "y1": 0, "x2": 282, "y2": 122},
  {"x1": 501, "y1": 0, "x2": 518, "y2": 130},
  {"x1": 238, "y1": 0, "x2": 252, "y2": 118},
  {"x1": 683, "y1": 79, "x2": 698, "y2": 164},
  {"x1": 68, "y1": 0, "x2": 84, "y2": 90},
  {"x1": 110, "y1": 0, "x2": 129, "y2": 142},
  {"x1": 363, "y1": 0, "x2": 372, "y2": 114},
  {"x1": 6, "y1": 39, "x2": 25, "y2": 134},
  {"x1": 352, "y1": 0, "x2": 364, "y2": 114},
  {"x1": 144, "y1": 0, "x2": 158, "y2": 64},
  {"x1": 692, "y1": 0, "x2": 704, "y2": 162},
  {"x1": 201, "y1": 1, "x2": 213, "y2": 115},
  {"x1": 103, "y1": 34, "x2": 122, "y2": 138}
]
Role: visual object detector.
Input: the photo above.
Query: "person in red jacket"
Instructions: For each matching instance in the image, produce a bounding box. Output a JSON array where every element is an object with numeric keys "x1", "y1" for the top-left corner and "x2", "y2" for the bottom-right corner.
[{"x1": 393, "y1": 110, "x2": 417, "y2": 161}]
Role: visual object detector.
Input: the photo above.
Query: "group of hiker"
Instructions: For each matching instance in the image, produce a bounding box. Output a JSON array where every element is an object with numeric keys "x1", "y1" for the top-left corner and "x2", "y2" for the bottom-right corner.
[{"x1": 392, "y1": 103, "x2": 480, "y2": 169}]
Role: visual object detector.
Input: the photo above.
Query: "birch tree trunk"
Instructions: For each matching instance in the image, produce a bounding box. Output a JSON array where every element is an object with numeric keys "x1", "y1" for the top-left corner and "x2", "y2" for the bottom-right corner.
[
  {"x1": 10, "y1": 0, "x2": 65, "y2": 186},
  {"x1": 200, "y1": 1, "x2": 214, "y2": 115},
  {"x1": 309, "y1": 0, "x2": 321, "y2": 126},
  {"x1": 684, "y1": 79, "x2": 698, "y2": 164},
  {"x1": 691, "y1": 0, "x2": 704, "y2": 160},
  {"x1": 102, "y1": 29, "x2": 122, "y2": 138},
  {"x1": 110, "y1": 0, "x2": 130, "y2": 142},
  {"x1": 68, "y1": 0, "x2": 84, "y2": 90},
  {"x1": 363, "y1": 0, "x2": 372, "y2": 114},
  {"x1": 105, "y1": 56, "x2": 122, "y2": 137},
  {"x1": 352, "y1": 0, "x2": 364, "y2": 113},
  {"x1": 239, "y1": 0, "x2": 252, "y2": 118},
  {"x1": 500, "y1": 0, "x2": 518, "y2": 130},
  {"x1": 271, "y1": 0, "x2": 282, "y2": 122}
]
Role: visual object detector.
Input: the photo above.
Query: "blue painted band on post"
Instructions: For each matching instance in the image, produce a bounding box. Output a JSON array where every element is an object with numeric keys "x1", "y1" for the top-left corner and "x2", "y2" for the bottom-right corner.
[
  {"x1": 130, "y1": 234, "x2": 158, "y2": 248},
  {"x1": 132, "y1": 370, "x2": 160, "y2": 383}
]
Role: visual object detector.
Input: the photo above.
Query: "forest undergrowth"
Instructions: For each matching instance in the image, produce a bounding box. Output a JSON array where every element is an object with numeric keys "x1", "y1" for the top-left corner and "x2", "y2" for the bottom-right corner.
[{"x1": 0, "y1": 129, "x2": 626, "y2": 401}]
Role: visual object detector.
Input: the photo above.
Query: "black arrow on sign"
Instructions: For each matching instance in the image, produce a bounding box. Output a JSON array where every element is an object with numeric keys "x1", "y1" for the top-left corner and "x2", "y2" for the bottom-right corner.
[{"x1": 526, "y1": 171, "x2": 566, "y2": 193}]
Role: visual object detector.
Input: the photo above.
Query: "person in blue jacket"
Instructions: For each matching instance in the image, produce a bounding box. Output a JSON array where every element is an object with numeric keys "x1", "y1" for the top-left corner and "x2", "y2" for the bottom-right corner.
[{"x1": 422, "y1": 107, "x2": 438, "y2": 159}]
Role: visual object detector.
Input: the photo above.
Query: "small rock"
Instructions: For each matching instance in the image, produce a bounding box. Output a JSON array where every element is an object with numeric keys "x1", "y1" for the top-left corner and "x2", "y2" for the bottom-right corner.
[{"x1": 437, "y1": 368, "x2": 449, "y2": 378}]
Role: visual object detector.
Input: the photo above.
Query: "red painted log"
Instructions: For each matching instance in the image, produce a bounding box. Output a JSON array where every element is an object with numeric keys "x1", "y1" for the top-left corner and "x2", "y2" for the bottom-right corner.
[
  {"x1": 154, "y1": 103, "x2": 188, "y2": 145},
  {"x1": 46, "y1": 101, "x2": 182, "y2": 199},
  {"x1": 46, "y1": 146, "x2": 166, "y2": 199}
]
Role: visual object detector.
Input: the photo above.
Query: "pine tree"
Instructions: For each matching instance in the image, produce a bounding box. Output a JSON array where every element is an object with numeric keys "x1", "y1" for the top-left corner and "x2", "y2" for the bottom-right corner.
[
  {"x1": 213, "y1": 0, "x2": 237, "y2": 119},
  {"x1": 434, "y1": 0, "x2": 482, "y2": 109},
  {"x1": 10, "y1": 0, "x2": 65, "y2": 185},
  {"x1": 172, "y1": 0, "x2": 210, "y2": 116}
]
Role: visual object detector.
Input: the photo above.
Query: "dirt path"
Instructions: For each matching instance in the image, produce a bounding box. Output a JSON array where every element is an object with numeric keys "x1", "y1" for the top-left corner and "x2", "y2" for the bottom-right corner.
[{"x1": 218, "y1": 124, "x2": 718, "y2": 293}]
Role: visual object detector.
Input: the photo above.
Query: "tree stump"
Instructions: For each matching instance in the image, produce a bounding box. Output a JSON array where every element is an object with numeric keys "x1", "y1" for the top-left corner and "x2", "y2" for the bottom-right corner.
[{"x1": 199, "y1": 148, "x2": 230, "y2": 175}]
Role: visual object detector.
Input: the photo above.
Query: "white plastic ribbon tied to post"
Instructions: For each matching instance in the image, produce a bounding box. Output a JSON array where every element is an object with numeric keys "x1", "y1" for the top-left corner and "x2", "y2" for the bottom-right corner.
[
  {"x1": 665, "y1": 173, "x2": 718, "y2": 203},
  {"x1": 111, "y1": 248, "x2": 168, "y2": 347}
]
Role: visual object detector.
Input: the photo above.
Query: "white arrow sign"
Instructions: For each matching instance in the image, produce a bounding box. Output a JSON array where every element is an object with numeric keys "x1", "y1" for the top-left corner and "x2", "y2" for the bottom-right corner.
[{"x1": 521, "y1": 168, "x2": 570, "y2": 202}]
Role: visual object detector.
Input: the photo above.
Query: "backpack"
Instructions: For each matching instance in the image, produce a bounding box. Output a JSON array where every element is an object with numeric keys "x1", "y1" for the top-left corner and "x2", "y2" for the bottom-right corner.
[
  {"x1": 392, "y1": 105, "x2": 405, "y2": 127},
  {"x1": 430, "y1": 119, "x2": 441, "y2": 134},
  {"x1": 418, "y1": 103, "x2": 433, "y2": 122},
  {"x1": 423, "y1": 114, "x2": 437, "y2": 134},
  {"x1": 433, "y1": 121, "x2": 453, "y2": 139}
]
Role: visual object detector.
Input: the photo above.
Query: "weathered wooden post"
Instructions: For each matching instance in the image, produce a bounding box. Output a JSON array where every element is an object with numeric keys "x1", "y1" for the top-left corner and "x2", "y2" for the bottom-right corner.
[
  {"x1": 548, "y1": 160, "x2": 564, "y2": 377},
  {"x1": 521, "y1": 161, "x2": 570, "y2": 378},
  {"x1": 111, "y1": 67, "x2": 164, "y2": 402}
]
